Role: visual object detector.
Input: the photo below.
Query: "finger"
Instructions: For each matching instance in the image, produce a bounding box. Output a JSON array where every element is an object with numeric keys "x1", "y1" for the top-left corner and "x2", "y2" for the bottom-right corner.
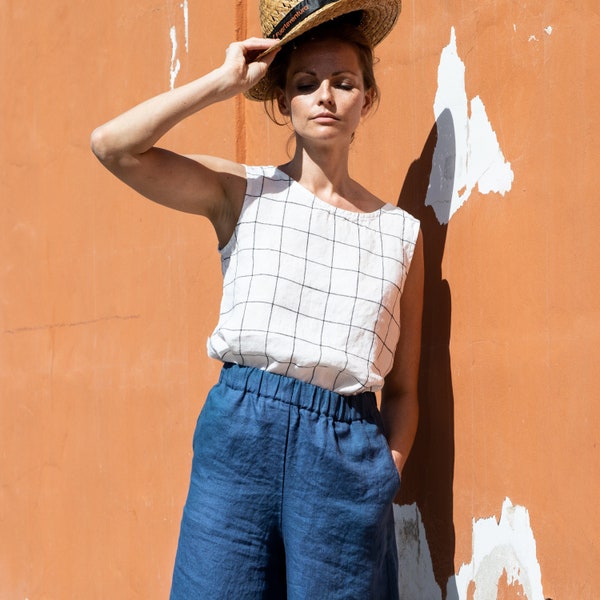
[
  {"x1": 244, "y1": 46, "x2": 280, "y2": 68},
  {"x1": 245, "y1": 55, "x2": 277, "y2": 87},
  {"x1": 254, "y1": 44, "x2": 280, "y2": 62},
  {"x1": 242, "y1": 38, "x2": 280, "y2": 59},
  {"x1": 242, "y1": 37, "x2": 280, "y2": 51}
]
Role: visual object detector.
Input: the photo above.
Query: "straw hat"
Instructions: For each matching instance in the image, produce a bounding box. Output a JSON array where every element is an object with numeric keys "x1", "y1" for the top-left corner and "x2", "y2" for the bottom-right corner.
[{"x1": 246, "y1": 0, "x2": 401, "y2": 101}]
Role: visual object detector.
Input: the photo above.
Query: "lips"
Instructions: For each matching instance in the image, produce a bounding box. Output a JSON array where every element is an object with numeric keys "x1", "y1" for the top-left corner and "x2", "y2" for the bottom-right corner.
[{"x1": 311, "y1": 113, "x2": 339, "y2": 121}]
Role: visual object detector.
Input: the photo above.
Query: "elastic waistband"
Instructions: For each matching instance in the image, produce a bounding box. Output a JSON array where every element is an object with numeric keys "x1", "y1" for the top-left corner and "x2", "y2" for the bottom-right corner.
[{"x1": 218, "y1": 363, "x2": 379, "y2": 423}]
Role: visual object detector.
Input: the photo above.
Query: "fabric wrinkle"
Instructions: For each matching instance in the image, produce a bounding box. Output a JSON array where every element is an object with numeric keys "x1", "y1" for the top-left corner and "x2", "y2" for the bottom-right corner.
[
  {"x1": 207, "y1": 165, "x2": 420, "y2": 395},
  {"x1": 170, "y1": 363, "x2": 400, "y2": 599}
]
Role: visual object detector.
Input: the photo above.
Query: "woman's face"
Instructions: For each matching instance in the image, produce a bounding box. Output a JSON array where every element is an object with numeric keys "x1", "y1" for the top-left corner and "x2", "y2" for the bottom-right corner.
[{"x1": 277, "y1": 38, "x2": 374, "y2": 146}]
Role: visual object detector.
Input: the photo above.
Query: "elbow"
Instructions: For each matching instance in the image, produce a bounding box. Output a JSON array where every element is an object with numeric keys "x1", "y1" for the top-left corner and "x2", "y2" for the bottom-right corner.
[
  {"x1": 90, "y1": 125, "x2": 112, "y2": 164},
  {"x1": 90, "y1": 124, "x2": 127, "y2": 168}
]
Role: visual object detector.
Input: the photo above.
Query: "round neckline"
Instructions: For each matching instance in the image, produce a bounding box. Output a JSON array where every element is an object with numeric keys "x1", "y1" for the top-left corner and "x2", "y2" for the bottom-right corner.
[{"x1": 273, "y1": 167, "x2": 393, "y2": 219}]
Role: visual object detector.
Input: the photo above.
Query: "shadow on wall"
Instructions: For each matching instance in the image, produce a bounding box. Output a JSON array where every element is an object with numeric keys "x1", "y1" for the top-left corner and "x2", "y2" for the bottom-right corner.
[{"x1": 396, "y1": 108, "x2": 457, "y2": 599}]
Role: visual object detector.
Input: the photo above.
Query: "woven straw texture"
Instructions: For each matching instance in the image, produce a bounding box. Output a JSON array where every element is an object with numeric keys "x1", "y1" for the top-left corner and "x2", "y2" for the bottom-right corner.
[{"x1": 246, "y1": 0, "x2": 401, "y2": 101}]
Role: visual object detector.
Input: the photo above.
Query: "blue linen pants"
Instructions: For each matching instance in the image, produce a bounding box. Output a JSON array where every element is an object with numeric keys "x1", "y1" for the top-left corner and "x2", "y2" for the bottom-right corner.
[{"x1": 170, "y1": 363, "x2": 400, "y2": 599}]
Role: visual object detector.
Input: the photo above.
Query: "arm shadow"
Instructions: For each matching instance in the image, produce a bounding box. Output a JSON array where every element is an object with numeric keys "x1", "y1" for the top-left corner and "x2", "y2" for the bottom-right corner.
[{"x1": 396, "y1": 108, "x2": 457, "y2": 597}]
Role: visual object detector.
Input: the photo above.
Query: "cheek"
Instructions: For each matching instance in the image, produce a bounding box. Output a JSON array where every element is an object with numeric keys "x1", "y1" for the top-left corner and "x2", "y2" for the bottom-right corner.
[
  {"x1": 347, "y1": 96, "x2": 368, "y2": 119},
  {"x1": 287, "y1": 96, "x2": 310, "y2": 119}
]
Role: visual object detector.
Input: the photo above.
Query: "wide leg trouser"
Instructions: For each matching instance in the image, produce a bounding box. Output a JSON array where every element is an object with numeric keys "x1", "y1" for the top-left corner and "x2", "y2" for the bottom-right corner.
[{"x1": 170, "y1": 363, "x2": 401, "y2": 600}]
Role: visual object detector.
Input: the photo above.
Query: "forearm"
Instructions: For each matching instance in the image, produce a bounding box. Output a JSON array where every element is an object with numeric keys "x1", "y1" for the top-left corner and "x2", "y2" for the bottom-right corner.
[
  {"x1": 380, "y1": 390, "x2": 419, "y2": 474},
  {"x1": 90, "y1": 37, "x2": 279, "y2": 166},
  {"x1": 90, "y1": 67, "x2": 236, "y2": 163},
  {"x1": 380, "y1": 232, "x2": 423, "y2": 476}
]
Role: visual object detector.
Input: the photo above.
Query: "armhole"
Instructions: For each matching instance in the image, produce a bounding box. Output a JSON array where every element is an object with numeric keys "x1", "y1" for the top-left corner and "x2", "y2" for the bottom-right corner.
[
  {"x1": 397, "y1": 213, "x2": 421, "y2": 296},
  {"x1": 218, "y1": 165, "x2": 261, "y2": 256},
  {"x1": 404, "y1": 215, "x2": 421, "y2": 268},
  {"x1": 406, "y1": 215, "x2": 421, "y2": 263}
]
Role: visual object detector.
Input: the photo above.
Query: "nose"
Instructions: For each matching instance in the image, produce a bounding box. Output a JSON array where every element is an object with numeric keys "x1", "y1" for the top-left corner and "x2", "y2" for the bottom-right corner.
[{"x1": 317, "y1": 80, "x2": 335, "y2": 107}]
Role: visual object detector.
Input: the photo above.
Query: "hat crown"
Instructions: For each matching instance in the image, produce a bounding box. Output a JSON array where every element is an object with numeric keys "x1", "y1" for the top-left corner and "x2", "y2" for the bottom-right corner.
[{"x1": 260, "y1": 0, "x2": 339, "y2": 39}]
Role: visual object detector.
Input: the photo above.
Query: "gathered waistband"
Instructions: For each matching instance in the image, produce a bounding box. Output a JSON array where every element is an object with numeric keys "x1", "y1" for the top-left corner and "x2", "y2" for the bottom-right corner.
[{"x1": 218, "y1": 362, "x2": 379, "y2": 424}]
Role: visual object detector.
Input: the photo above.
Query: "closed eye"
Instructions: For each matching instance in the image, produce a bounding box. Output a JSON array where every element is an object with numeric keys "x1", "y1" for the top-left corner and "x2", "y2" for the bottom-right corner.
[{"x1": 333, "y1": 76, "x2": 358, "y2": 91}]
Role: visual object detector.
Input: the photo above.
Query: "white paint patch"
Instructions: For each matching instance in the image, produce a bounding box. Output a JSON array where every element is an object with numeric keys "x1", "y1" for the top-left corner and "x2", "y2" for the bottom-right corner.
[
  {"x1": 168, "y1": 1, "x2": 189, "y2": 89},
  {"x1": 169, "y1": 25, "x2": 181, "y2": 89},
  {"x1": 426, "y1": 27, "x2": 514, "y2": 224},
  {"x1": 467, "y1": 96, "x2": 514, "y2": 197},
  {"x1": 181, "y1": 0, "x2": 189, "y2": 52},
  {"x1": 527, "y1": 25, "x2": 553, "y2": 42},
  {"x1": 394, "y1": 504, "x2": 442, "y2": 599},
  {"x1": 446, "y1": 498, "x2": 545, "y2": 600}
]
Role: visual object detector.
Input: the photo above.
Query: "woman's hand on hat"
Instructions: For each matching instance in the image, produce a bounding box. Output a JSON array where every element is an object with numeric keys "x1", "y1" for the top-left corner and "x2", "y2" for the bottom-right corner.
[{"x1": 218, "y1": 38, "x2": 280, "y2": 95}]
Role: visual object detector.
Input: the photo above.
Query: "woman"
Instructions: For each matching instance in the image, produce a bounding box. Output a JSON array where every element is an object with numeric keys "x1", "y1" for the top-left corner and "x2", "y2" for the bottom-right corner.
[{"x1": 91, "y1": 1, "x2": 423, "y2": 598}]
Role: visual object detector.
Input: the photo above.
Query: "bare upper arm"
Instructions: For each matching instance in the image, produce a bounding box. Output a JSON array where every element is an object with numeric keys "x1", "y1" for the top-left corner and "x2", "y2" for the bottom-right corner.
[
  {"x1": 91, "y1": 137, "x2": 246, "y2": 246},
  {"x1": 183, "y1": 154, "x2": 247, "y2": 247}
]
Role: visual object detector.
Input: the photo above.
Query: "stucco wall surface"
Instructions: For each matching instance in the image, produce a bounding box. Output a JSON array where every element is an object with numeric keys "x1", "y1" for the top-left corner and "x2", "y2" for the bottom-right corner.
[{"x1": 1, "y1": 0, "x2": 598, "y2": 598}]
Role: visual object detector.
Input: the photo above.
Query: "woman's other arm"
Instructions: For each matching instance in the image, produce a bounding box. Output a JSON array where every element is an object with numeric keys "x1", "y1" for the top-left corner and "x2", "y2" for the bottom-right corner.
[{"x1": 381, "y1": 230, "x2": 424, "y2": 486}]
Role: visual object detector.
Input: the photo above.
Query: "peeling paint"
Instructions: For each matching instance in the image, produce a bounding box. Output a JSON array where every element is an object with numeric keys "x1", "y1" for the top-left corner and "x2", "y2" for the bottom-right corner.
[
  {"x1": 396, "y1": 499, "x2": 545, "y2": 599},
  {"x1": 425, "y1": 28, "x2": 514, "y2": 224},
  {"x1": 447, "y1": 498, "x2": 545, "y2": 600},
  {"x1": 181, "y1": 0, "x2": 189, "y2": 52},
  {"x1": 168, "y1": 1, "x2": 189, "y2": 89},
  {"x1": 169, "y1": 25, "x2": 181, "y2": 89},
  {"x1": 394, "y1": 504, "x2": 442, "y2": 599}
]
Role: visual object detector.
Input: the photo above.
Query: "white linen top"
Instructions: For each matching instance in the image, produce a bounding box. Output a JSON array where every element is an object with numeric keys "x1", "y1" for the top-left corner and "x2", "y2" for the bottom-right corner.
[{"x1": 207, "y1": 165, "x2": 420, "y2": 395}]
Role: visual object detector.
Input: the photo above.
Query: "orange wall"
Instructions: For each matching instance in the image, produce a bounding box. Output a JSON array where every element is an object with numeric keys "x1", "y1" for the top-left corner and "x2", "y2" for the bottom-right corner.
[{"x1": 2, "y1": 0, "x2": 599, "y2": 598}]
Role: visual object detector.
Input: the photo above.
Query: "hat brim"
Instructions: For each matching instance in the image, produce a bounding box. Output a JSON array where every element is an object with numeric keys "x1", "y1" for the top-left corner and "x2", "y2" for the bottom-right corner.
[{"x1": 245, "y1": 0, "x2": 401, "y2": 101}]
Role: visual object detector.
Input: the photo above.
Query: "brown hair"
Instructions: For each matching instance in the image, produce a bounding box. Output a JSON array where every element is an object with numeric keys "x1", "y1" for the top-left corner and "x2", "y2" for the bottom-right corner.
[{"x1": 263, "y1": 12, "x2": 380, "y2": 125}]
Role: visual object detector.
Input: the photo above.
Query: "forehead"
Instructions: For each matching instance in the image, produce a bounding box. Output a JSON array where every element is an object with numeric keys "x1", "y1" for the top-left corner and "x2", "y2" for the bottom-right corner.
[{"x1": 286, "y1": 38, "x2": 362, "y2": 75}]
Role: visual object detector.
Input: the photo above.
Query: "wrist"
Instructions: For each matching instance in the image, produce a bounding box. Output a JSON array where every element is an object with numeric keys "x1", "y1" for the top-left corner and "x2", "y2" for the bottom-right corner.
[{"x1": 208, "y1": 66, "x2": 247, "y2": 100}]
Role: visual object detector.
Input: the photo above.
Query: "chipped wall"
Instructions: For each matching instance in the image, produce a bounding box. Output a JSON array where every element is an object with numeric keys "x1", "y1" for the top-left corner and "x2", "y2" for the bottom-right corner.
[{"x1": 1, "y1": 0, "x2": 599, "y2": 598}]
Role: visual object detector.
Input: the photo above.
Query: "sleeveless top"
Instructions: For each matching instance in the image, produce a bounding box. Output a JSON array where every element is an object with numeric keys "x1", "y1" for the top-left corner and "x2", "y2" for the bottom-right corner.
[{"x1": 207, "y1": 165, "x2": 420, "y2": 395}]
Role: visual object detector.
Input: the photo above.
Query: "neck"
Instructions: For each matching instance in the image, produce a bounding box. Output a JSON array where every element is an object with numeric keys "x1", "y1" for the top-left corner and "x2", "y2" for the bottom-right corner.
[{"x1": 282, "y1": 140, "x2": 353, "y2": 201}]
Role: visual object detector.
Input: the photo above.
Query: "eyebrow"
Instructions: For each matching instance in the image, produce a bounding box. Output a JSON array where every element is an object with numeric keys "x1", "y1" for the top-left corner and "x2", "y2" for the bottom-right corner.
[{"x1": 290, "y1": 69, "x2": 360, "y2": 77}]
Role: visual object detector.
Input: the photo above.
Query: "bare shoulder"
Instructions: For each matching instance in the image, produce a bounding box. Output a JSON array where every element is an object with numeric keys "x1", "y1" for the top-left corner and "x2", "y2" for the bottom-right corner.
[
  {"x1": 187, "y1": 154, "x2": 245, "y2": 174},
  {"x1": 187, "y1": 154, "x2": 247, "y2": 216},
  {"x1": 186, "y1": 155, "x2": 246, "y2": 192}
]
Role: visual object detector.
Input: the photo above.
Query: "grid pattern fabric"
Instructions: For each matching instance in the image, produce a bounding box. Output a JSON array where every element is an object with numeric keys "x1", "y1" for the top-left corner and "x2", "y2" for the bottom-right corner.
[{"x1": 207, "y1": 165, "x2": 420, "y2": 395}]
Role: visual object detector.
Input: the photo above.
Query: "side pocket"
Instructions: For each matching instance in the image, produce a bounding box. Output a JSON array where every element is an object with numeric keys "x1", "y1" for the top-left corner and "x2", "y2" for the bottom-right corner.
[
  {"x1": 379, "y1": 433, "x2": 401, "y2": 493},
  {"x1": 372, "y1": 411, "x2": 402, "y2": 498}
]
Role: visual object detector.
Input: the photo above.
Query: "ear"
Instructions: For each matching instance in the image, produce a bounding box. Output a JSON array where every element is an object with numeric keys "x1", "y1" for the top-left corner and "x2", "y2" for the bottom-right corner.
[
  {"x1": 361, "y1": 88, "x2": 375, "y2": 117},
  {"x1": 276, "y1": 88, "x2": 290, "y2": 117}
]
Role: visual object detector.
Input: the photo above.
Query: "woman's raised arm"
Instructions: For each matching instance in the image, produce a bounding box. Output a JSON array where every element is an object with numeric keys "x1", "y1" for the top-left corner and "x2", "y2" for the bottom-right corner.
[{"x1": 90, "y1": 38, "x2": 279, "y2": 245}]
